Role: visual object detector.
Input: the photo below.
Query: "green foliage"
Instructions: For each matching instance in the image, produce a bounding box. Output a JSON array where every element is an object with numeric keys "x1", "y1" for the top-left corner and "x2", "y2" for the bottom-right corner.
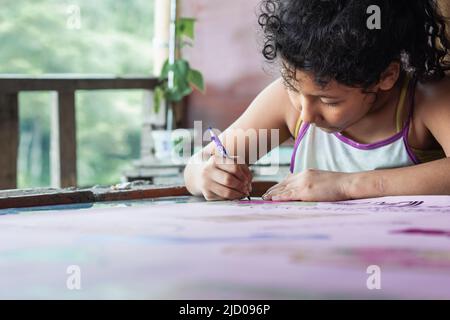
[
  {"x1": 188, "y1": 68, "x2": 205, "y2": 92},
  {"x1": 177, "y1": 18, "x2": 196, "y2": 40},
  {"x1": 76, "y1": 91, "x2": 142, "y2": 187},
  {"x1": 159, "y1": 59, "x2": 193, "y2": 101},
  {"x1": 0, "y1": 0, "x2": 154, "y2": 187},
  {"x1": 153, "y1": 17, "x2": 205, "y2": 113}
]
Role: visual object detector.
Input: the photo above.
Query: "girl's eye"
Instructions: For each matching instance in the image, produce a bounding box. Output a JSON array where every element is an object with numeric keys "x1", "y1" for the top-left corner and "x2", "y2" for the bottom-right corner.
[{"x1": 323, "y1": 101, "x2": 340, "y2": 107}]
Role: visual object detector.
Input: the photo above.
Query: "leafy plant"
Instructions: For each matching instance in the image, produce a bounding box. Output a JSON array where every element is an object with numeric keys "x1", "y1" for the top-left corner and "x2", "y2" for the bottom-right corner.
[{"x1": 153, "y1": 17, "x2": 205, "y2": 114}]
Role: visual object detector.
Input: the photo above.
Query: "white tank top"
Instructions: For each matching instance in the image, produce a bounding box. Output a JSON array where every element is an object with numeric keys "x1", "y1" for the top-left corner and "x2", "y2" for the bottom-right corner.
[{"x1": 290, "y1": 77, "x2": 420, "y2": 173}]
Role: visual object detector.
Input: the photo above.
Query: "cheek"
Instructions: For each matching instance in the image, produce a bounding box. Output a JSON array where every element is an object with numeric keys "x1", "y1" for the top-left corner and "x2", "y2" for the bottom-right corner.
[
  {"x1": 323, "y1": 103, "x2": 366, "y2": 127},
  {"x1": 323, "y1": 108, "x2": 351, "y2": 125},
  {"x1": 346, "y1": 104, "x2": 367, "y2": 119}
]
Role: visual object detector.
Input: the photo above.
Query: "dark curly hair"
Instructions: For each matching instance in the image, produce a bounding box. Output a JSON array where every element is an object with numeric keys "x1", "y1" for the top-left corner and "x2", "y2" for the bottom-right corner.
[{"x1": 258, "y1": 0, "x2": 450, "y2": 90}]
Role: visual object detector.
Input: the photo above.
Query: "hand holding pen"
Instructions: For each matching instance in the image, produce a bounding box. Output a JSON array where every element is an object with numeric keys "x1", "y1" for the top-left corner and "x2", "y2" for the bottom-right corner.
[{"x1": 207, "y1": 127, "x2": 252, "y2": 200}]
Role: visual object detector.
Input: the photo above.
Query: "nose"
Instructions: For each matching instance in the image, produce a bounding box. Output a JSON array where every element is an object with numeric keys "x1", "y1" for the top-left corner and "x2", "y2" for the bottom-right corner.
[{"x1": 299, "y1": 96, "x2": 319, "y2": 124}]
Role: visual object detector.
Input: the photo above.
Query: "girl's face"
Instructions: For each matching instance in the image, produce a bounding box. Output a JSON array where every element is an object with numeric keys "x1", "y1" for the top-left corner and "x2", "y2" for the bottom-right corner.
[{"x1": 286, "y1": 70, "x2": 378, "y2": 133}]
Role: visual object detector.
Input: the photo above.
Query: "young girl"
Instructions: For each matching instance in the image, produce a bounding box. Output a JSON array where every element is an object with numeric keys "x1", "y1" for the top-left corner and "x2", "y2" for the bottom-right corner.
[{"x1": 184, "y1": 0, "x2": 450, "y2": 201}]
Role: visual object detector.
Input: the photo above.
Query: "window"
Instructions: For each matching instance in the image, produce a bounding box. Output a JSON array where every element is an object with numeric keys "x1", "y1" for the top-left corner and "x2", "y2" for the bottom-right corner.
[{"x1": 0, "y1": 0, "x2": 154, "y2": 187}]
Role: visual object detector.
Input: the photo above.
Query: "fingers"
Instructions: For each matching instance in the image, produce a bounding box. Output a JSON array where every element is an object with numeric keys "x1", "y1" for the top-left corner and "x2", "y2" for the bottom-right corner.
[
  {"x1": 210, "y1": 168, "x2": 250, "y2": 195},
  {"x1": 263, "y1": 182, "x2": 286, "y2": 197},
  {"x1": 261, "y1": 173, "x2": 295, "y2": 199},
  {"x1": 270, "y1": 189, "x2": 295, "y2": 201},
  {"x1": 213, "y1": 155, "x2": 252, "y2": 189},
  {"x1": 238, "y1": 161, "x2": 253, "y2": 181},
  {"x1": 263, "y1": 183, "x2": 279, "y2": 195},
  {"x1": 208, "y1": 181, "x2": 249, "y2": 200},
  {"x1": 201, "y1": 154, "x2": 253, "y2": 201},
  {"x1": 203, "y1": 188, "x2": 228, "y2": 201},
  {"x1": 264, "y1": 186, "x2": 295, "y2": 201},
  {"x1": 237, "y1": 165, "x2": 253, "y2": 193},
  {"x1": 215, "y1": 161, "x2": 246, "y2": 181},
  {"x1": 202, "y1": 190, "x2": 221, "y2": 201},
  {"x1": 262, "y1": 182, "x2": 290, "y2": 200}
]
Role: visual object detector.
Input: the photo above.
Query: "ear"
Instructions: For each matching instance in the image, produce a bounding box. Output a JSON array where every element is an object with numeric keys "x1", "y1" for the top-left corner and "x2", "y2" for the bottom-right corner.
[{"x1": 377, "y1": 62, "x2": 401, "y2": 91}]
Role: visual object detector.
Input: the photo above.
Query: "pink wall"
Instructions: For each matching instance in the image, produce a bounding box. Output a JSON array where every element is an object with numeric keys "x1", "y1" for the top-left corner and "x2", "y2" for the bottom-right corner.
[
  {"x1": 180, "y1": 1, "x2": 450, "y2": 131},
  {"x1": 181, "y1": 0, "x2": 278, "y2": 130}
]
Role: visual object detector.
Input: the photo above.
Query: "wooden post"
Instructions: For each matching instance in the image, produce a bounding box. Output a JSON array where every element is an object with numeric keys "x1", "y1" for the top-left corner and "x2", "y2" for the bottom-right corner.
[
  {"x1": 153, "y1": 0, "x2": 171, "y2": 75},
  {"x1": 50, "y1": 91, "x2": 77, "y2": 188},
  {"x1": 141, "y1": 90, "x2": 156, "y2": 160},
  {"x1": 137, "y1": 0, "x2": 172, "y2": 163},
  {"x1": 150, "y1": 0, "x2": 172, "y2": 128},
  {"x1": 0, "y1": 93, "x2": 19, "y2": 190}
]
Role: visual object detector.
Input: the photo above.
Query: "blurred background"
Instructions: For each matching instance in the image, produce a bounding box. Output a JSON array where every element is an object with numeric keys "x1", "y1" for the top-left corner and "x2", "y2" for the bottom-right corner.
[
  {"x1": 4, "y1": 0, "x2": 448, "y2": 190},
  {"x1": 2, "y1": 1, "x2": 154, "y2": 188},
  {"x1": 1, "y1": 0, "x2": 276, "y2": 189}
]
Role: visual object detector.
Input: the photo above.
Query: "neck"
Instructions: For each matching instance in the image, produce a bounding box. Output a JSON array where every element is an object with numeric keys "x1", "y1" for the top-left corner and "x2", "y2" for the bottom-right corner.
[
  {"x1": 368, "y1": 73, "x2": 405, "y2": 116},
  {"x1": 342, "y1": 73, "x2": 405, "y2": 141}
]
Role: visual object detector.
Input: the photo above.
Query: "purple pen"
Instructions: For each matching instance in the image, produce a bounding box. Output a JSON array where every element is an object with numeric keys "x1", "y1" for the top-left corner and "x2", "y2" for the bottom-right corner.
[
  {"x1": 208, "y1": 127, "x2": 229, "y2": 158},
  {"x1": 208, "y1": 127, "x2": 251, "y2": 200}
]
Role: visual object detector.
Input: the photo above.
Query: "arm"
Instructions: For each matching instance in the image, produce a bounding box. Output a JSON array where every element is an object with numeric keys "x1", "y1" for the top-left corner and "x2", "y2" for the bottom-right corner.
[
  {"x1": 348, "y1": 158, "x2": 450, "y2": 198},
  {"x1": 184, "y1": 78, "x2": 295, "y2": 198},
  {"x1": 263, "y1": 79, "x2": 450, "y2": 202},
  {"x1": 348, "y1": 81, "x2": 450, "y2": 198},
  {"x1": 262, "y1": 151, "x2": 450, "y2": 202}
]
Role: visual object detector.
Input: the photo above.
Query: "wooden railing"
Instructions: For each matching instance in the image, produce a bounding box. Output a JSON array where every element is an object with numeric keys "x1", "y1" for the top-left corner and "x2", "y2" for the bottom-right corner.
[{"x1": 0, "y1": 75, "x2": 159, "y2": 190}]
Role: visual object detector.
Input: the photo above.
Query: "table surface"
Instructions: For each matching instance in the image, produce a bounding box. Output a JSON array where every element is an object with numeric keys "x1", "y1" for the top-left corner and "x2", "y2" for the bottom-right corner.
[{"x1": 1, "y1": 195, "x2": 450, "y2": 299}]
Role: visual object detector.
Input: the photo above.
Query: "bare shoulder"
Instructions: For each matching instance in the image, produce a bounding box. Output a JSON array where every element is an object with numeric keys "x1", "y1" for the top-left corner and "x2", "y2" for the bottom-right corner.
[
  {"x1": 225, "y1": 77, "x2": 292, "y2": 132},
  {"x1": 246, "y1": 77, "x2": 299, "y2": 140},
  {"x1": 265, "y1": 78, "x2": 301, "y2": 139},
  {"x1": 413, "y1": 76, "x2": 450, "y2": 154},
  {"x1": 416, "y1": 76, "x2": 450, "y2": 104}
]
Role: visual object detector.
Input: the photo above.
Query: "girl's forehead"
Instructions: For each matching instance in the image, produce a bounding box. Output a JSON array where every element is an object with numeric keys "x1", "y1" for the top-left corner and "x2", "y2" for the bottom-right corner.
[{"x1": 294, "y1": 70, "x2": 354, "y2": 96}]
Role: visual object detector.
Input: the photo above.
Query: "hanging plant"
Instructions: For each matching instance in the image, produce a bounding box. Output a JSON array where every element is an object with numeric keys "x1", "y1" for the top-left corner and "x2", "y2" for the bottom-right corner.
[{"x1": 153, "y1": 17, "x2": 205, "y2": 114}]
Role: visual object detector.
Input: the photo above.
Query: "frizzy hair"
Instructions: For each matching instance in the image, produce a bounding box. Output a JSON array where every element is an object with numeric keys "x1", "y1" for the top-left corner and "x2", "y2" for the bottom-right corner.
[{"x1": 258, "y1": 0, "x2": 450, "y2": 90}]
